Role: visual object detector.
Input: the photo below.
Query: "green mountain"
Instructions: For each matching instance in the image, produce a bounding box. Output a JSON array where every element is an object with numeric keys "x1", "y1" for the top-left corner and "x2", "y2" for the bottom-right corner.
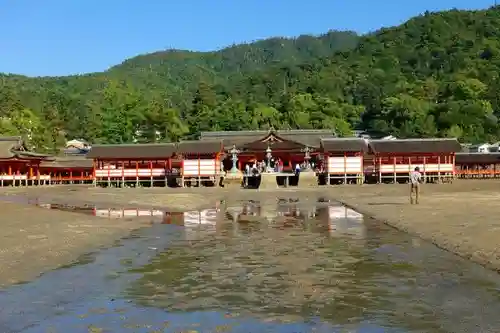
[
  {"x1": 111, "y1": 31, "x2": 359, "y2": 82},
  {"x1": 1, "y1": 6, "x2": 500, "y2": 151},
  {"x1": 1, "y1": 30, "x2": 359, "y2": 104},
  {"x1": 0, "y1": 30, "x2": 359, "y2": 149}
]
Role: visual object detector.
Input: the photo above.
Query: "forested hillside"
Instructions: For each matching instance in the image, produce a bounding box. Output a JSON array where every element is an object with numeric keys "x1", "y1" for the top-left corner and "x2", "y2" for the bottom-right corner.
[{"x1": 1, "y1": 7, "x2": 500, "y2": 151}]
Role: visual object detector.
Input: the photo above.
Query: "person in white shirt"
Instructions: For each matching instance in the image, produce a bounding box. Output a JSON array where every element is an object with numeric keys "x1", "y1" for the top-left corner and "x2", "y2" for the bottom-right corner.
[
  {"x1": 251, "y1": 162, "x2": 257, "y2": 175},
  {"x1": 295, "y1": 163, "x2": 301, "y2": 176},
  {"x1": 410, "y1": 167, "x2": 422, "y2": 204},
  {"x1": 244, "y1": 164, "x2": 250, "y2": 187}
]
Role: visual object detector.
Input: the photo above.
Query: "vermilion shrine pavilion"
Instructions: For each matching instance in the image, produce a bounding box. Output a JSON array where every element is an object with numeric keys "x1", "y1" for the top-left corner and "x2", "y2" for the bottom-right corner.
[{"x1": 0, "y1": 131, "x2": 472, "y2": 188}]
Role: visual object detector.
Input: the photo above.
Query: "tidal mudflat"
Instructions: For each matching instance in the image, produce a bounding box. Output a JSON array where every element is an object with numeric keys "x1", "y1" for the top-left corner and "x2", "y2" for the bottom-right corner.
[
  {"x1": 330, "y1": 180, "x2": 500, "y2": 272},
  {"x1": 4, "y1": 180, "x2": 500, "y2": 273},
  {"x1": 0, "y1": 199, "x2": 155, "y2": 287},
  {"x1": 0, "y1": 196, "x2": 500, "y2": 332}
]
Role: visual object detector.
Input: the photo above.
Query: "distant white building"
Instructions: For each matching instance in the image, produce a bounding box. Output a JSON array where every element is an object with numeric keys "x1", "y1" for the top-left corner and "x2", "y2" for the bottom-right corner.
[
  {"x1": 488, "y1": 142, "x2": 500, "y2": 152},
  {"x1": 66, "y1": 139, "x2": 90, "y2": 150},
  {"x1": 467, "y1": 143, "x2": 494, "y2": 153},
  {"x1": 63, "y1": 139, "x2": 91, "y2": 156},
  {"x1": 352, "y1": 130, "x2": 398, "y2": 140},
  {"x1": 133, "y1": 129, "x2": 162, "y2": 143}
]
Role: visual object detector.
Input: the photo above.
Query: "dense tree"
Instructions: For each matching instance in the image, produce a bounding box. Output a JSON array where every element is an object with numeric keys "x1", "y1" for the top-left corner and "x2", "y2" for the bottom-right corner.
[{"x1": 2, "y1": 7, "x2": 500, "y2": 151}]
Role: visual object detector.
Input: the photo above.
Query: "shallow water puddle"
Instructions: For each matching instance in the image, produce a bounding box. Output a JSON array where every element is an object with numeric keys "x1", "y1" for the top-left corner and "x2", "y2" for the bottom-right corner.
[
  {"x1": 0, "y1": 194, "x2": 224, "y2": 224},
  {"x1": 1, "y1": 198, "x2": 500, "y2": 332}
]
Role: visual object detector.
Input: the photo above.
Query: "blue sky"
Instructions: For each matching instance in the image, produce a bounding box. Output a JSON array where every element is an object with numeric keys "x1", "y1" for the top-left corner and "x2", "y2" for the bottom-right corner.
[{"x1": 0, "y1": 0, "x2": 495, "y2": 77}]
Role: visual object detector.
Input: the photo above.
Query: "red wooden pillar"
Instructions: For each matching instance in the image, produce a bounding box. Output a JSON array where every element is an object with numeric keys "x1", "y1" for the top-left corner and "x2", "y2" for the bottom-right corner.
[
  {"x1": 452, "y1": 154, "x2": 456, "y2": 179},
  {"x1": 216, "y1": 153, "x2": 221, "y2": 174},
  {"x1": 135, "y1": 161, "x2": 139, "y2": 186},
  {"x1": 35, "y1": 165, "x2": 40, "y2": 184},
  {"x1": 423, "y1": 156, "x2": 427, "y2": 177},
  {"x1": 197, "y1": 154, "x2": 201, "y2": 177},
  {"x1": 149, "y1": 160, "x2": 153, "y2": 186},
  {"x1": 377, "y1": 155, "x2": 382, "y2": 183},
  {"x1": 92, "y1": 159, "x2": 96, "y2": 185},
  {"x1": 392, "y1": 155, "x2": 397, "y2": 183}
]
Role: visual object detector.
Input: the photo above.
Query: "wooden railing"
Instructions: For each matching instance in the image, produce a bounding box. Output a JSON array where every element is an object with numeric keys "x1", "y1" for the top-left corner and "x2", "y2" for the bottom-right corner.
[{"x1": 455, "y1": 169, "x2": 500, "y2": 178}]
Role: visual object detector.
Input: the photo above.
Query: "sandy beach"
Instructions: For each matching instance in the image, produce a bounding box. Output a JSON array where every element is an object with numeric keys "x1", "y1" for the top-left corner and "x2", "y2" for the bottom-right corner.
[
  {"x1": 0, "y1": 200, "x2": 156, "y2": 287},
  {"x1": 1, "y1": 180, "x2": 500, "y2": 287}
]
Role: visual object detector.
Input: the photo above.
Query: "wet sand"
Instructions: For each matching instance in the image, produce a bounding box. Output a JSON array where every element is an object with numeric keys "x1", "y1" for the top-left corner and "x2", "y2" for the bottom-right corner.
[
  {"x1": 0, "y1": 200, "x2": 153, "y2": 287},
  {"x1": 0, "y1": 186, "x2": 307, "y2": 288},
  {"x1": 329, "y1": 180, "x2": 500, "y2": 273},
  {"x1": 2, "y1": 180, "x2": 500, "y2": 286}
]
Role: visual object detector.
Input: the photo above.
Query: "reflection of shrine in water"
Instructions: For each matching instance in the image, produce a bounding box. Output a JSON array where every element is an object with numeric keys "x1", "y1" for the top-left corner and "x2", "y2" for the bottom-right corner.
[
  {"x1": 314, "y1": 205, "x2": 366, "y2": 239},
  {"x1": 90, "y1": 201, "x2": 365, "y2": 241},
  {"x1": 125, "y1": 202, "x2": 373, "y2": 325},
  {"x1": 275, "y1": 203, "x2": 316, "y2": 219},
  {"x1": 38, "y1": 199, "x2": 365, "y2": 241},
  {"x1": 227, "y1": 202, "x2": 314, "y2": 223},
  {"x1": 162, "y1": 207, "x2": 220, "y2": 240},
  {"x1": 222, "y1": 200, "x2": 366, "y2": 240},
  {"x1": 225, "y1": 201, "x2": 262, "y2": 222},
  {"x1": 94, "y1": 208, "x2": 165, "y2": 218}
]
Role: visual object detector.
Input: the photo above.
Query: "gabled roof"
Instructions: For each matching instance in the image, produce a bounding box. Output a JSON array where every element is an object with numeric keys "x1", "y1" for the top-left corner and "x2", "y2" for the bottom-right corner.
[
  {"x1": 456, "y1": 152, "x2": 500, "y2": 164},
  {"x1": 0, "y1": 136, "x2": 52, "y2": 160},
  {"x1": 201, "y1": 129, "x2": 336, "y2": 149},
  {"x1": 40, "y1": 156, "x2": 93, "y2": 169},
  {"x1": 86, "y1": 141, "x2": 223, "y2": 159},
  {"x1": 277, "y1": 130, "x2": 335, "y2": 148},
  {"x1": 200, "y1": 130, "x2": 269, "y2": 148},
  {"x1": 369, "y1": 138, "x2": 462, "y2": 154},
  {"x1": 87, "y1": 143, "x2": 177, "y2": 159},
  {"x1": 239, "y1": 138, "x2": 306, "y2": 152}
]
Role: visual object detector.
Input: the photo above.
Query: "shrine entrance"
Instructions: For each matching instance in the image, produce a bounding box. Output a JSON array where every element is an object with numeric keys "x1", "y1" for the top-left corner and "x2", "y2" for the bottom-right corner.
[{"x1": 224, "y1": 131, "x2": 319, "y2": 188}]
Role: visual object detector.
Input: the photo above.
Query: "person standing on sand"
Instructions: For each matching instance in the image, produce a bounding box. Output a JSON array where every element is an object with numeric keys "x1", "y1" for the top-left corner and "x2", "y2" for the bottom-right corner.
[{"x1": 410, "y1": 167, "x2": 422, "y2": 204}]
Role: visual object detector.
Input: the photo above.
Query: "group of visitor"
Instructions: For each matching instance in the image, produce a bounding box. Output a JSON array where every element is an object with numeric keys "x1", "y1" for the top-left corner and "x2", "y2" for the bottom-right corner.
[
  {"x1": 244, "y1": 161, "x2": 266, "y2": 176},
  {"x1": 240, "y1": 158, "x2": 327, "y2": 177}
]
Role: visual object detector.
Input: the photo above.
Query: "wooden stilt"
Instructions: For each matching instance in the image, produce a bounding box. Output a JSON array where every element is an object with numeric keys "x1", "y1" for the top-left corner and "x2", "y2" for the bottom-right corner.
[
  {"x1": 392, "y1": 156, "x2": 396, "y2": 184},
  {"x1": 92, "y1": 160, "x2": 97, "y2": 186},
  {"x1": 121, "y1": 161, "x2": 125, "y2": 188},
  {"x1": 149, "y1": 161, "x2": 153, "y2": 187},
  {"x1": 343, "y1": 153, "x2": 347, "y2": 184}
]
